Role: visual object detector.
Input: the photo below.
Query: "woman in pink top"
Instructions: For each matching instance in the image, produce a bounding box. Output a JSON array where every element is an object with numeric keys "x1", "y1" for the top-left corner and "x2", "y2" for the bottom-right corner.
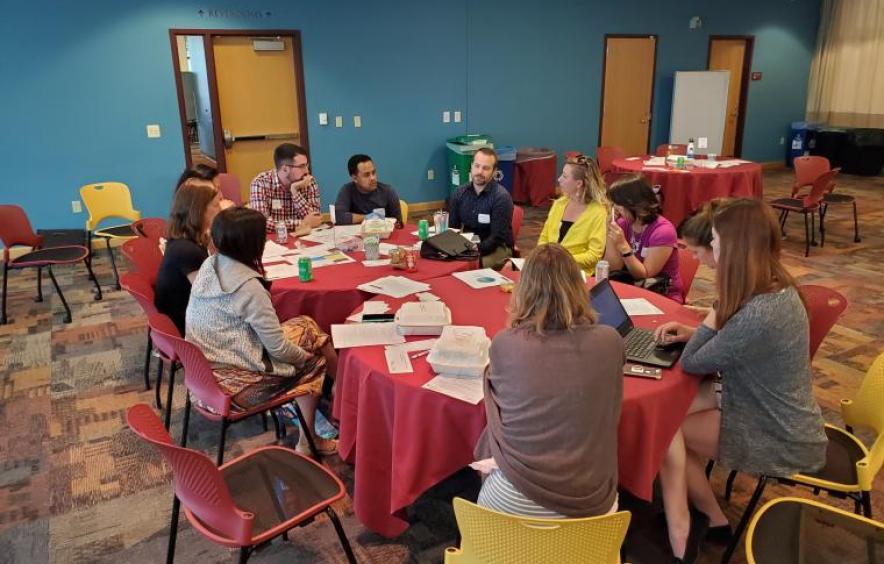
[{"x1": 603, "y1": 175, "x2": 683, "y2": 302}]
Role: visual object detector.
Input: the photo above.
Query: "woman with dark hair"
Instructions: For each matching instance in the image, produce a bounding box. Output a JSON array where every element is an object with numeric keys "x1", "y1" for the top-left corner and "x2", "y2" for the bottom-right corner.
[
  {"x1": 473, "y1": 243, "x2": 624, "y2": 518},
  {"x1": 678, "y1": 198, "x2": 731, "y2": 270},
  {"x1": 185, "y1": 207, "x2": 338, "y2": 455},
  {"x1": 603, "y1": 174, "x2": 683, "y2": 302},
  {"x1": 654, "y1": 199, "x2": 827, "y2": 563},
  {"x1": 175, "y1": 164, "x2": 219, "y2": 192},
  {"x1": 155, "y1": 177, "x2": 222, "y2": 334}
]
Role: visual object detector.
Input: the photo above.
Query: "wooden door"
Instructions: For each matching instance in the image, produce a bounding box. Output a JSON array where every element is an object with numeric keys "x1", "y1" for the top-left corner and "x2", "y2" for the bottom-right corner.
[
  {"x1": 600, "y1": 36, "x2": 657, "y2": 155},
  {"x1": 212, "y1": 35, "x2": 306, "y2": 201},
  {"x1": 708, "y1": 38, "x2": 750, "y2": 157}
]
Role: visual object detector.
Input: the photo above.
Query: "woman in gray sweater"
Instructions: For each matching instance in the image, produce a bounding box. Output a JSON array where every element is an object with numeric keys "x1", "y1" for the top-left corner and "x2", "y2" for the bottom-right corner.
[
  {"x1": 654, "y1": 199, "x2": 827, "y2": 563},
  {"x1": 186, "y1": 207, "x2": 338, "y2": 455}
]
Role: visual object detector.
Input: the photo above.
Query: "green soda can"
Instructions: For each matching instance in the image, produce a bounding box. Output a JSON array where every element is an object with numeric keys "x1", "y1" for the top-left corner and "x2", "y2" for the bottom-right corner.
[
  {"x1": 298, "y1": 256, "x2": 313, "y2": 282},
  {"x1": 418, "y1": 219, "x2": 429, "y2": 240},
  {"x1": 676, "y1": 156, "x2": 685, "y2": 170}
]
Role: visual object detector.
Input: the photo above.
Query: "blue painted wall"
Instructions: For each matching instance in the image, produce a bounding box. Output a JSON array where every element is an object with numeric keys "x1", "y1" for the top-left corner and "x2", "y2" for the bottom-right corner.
[{"x1": 0, "y1": 0, "x2": 819, "y2": 229}]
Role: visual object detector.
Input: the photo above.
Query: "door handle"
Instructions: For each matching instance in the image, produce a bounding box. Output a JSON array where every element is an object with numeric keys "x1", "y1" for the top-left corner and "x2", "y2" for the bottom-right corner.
[
  {"x1": 639, "y1": 113, "x2": 651, "y2": 124},
  {"x1": 223, "y1": 129, "x2": 299, "y2": 149}
]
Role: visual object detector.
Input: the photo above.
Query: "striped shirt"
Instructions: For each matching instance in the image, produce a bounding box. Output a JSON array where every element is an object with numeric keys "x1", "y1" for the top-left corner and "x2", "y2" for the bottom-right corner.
[
  {"x1": 249, "y1": 169, "x2": 320, "y2": 232},
  {"x1": 478, "y1": 469, "x2": 619, "y2": 518}
]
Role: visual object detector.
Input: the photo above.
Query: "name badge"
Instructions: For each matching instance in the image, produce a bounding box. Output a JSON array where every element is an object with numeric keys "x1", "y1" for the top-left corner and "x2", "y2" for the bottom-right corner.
[
  {"x1": 478, "y1": 213, "x2": 491, "y2": 224},
  {"x1": 272, "y1": 199, "x2": 282, "y2": 210}
]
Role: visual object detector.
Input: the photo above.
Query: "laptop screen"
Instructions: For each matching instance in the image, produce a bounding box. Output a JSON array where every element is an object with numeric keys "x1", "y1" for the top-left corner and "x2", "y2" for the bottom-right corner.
[{"x1": 589, "y1": 279, "x2": 633, "y2": 336}]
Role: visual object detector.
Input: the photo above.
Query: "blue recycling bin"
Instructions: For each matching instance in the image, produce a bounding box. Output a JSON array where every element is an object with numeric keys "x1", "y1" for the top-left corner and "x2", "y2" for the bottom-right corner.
[
  {"x1": 788, "y1": 121, "x2": 821, "y2": 167},
  {"x1": 495, "y1": 144, "x2": 517, "y2": 192}
]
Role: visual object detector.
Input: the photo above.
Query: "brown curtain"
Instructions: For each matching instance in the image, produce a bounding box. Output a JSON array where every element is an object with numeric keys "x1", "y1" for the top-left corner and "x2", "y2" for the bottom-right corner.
[{"x1": 806, "y1": 0, "x2": 884, "y2": 128}]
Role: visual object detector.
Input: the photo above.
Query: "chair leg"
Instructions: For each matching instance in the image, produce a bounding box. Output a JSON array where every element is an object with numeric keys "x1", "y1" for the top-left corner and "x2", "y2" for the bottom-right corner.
[
  {"x1": 705, "y1": 459, "x2": 715, "y2": 479},
  {"x1": 166, "y1": 495, "x2": 181, "y2": 564},
  {"x1": 163, "y1": 363, "x2": 177, "y2": 431},
  {"x1": 854, "y1": 497, "x2": 862, "y2": 515},
  {"x1": 861, "y1": 491, "x2": 872, "y2": 519},
  {"x1": 1, "y1": 262, "x2": 8, "y2": 325},
  {"x1": 238, "y1": 547, "x2": 250, "y2": 564},
  {"x1": 86, "y1": 231, "x2": 96, "y2": 281},
  {"x1": 326, "y1": 507, "x2": 358, "y2": 564},
  {"x1": 105, "y1": 238, "x2": 121, "y2": 291},
  {"x1": 722, "y1": 476, "x2": 768, "y2": 564},
  {"x1": 810, "y1": 210, "x2": 818, "y2": 247},
  {"x1": 155, "y1": 359, "x2": 164, "y2": 410},
  {"x1": 819, "y1": 205, "x2": 826, "y2": 247},
  {"x1": 217, "y1": 418, "x2": 230, "y2": 466},
  {"x1": 852, "y1": 201, "x2": 861, "y2": 242},
  {"x1": 725, "y1": 469, "x2": 738, "y2": 501},
  {"x1": 291, "y1": 401, "x2": 320, "y2": 460},
  {"x1": 143, "y1": 331, "x2": 153, "y2": 390},
  {"x1": 180, "y1": 395, "x2": 192, "y2": 447},
  {"x1": 83, "y1": 258, "x2": 102, "y2": 300},
  {"x1": 261, "y1": 411, "x2": 269, "y2": 432},
  {"x1": 803, "y1": 212, "x2": 811, "y2": 257},
  {"x1": 779, "y1": 210, "x2": 789, "y2": 236},
  {"x1": 34, "y1": 267, "x2": 43, "y2": 302},
  {"x1": 47, "y1": 266, "x2": 72, "y2": 323}
]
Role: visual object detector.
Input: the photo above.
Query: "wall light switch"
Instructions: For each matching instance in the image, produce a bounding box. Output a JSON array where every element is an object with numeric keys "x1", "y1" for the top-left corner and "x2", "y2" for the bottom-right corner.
[
  {"x1": 319, "y1": 113, "x2": 328, "y2": 125},
  {"x1": 71, "y1": 200, "x2": 82, "y2": 213},
  {"x1": 146, "y1": 124, "x2": 161, "y2": 138},
  {"x1": 335, "y1": 116, "x2": 343, "y2": 128},
  {"x1": 353, "y1": 115, "x2": 362, "y2": 128},
  {"x1": 779, "y1": 136, "x2": 786, "y2": 145},
  {"x1": 453, "y1": 111, "x2": 462, "y2": 123},
  {"x1": 443, "y1": 111, "x2": 451, "y2": 123},
  {"x1": 427, "y1": 169, "x2": 435, "y2": 181},
  {"x1": 697, "y1": 137, "x2": 708, "y2": 149}
]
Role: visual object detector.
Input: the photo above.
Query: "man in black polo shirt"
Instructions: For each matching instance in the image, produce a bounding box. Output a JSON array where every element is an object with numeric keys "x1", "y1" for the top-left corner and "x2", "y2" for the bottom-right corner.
[
  {"x1": 448, "y1": 147, "x2": 514, "y2": 269},
  {"x1": 334, "y1": 154, "x2": 403, "y2": 226}
]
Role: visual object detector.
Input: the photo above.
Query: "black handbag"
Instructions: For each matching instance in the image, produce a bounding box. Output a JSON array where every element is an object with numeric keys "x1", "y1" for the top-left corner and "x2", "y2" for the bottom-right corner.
[{"x1": 419, "y1": 230, "x2": 479, "y2": 261}]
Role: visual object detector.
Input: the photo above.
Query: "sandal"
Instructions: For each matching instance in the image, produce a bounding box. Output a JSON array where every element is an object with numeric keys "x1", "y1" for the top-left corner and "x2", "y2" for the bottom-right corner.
[{"x1": 296, "y1": 437, "x2": 338, "y2": 457}]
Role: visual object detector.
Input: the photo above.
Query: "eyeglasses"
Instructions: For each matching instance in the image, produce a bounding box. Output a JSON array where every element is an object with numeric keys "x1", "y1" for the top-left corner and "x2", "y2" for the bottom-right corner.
[{"x1": 283, "y1": 161, "x2": 309, "y2": 170}]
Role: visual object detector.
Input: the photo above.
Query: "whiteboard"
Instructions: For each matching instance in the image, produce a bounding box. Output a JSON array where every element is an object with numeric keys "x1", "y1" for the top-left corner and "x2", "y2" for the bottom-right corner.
[{"x1": 669, "y1": 71, "x2": 729, "y2": 155}]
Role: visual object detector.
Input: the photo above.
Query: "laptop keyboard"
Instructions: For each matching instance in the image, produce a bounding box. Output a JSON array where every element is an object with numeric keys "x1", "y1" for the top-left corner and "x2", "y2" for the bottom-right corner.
[{"x1": 624, "y1": 329, "x2": 657, "y2": 359}]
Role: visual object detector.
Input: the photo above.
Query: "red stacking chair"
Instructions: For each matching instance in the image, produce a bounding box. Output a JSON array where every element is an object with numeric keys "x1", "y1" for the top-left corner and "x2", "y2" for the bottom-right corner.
[
  {"x1": 677, "y1": 247, "x2": 701, "y2": 302},
  {"x1": 217, "y1": 173, "x2": 244, "y2": 207},
  {"x1": 126, "y1": 404, "x2": 357, "y2": 564},
  {"x1": 147, "y1": 313, "x2": 319, "y2": 465},
  {"x1": 770, "y1": 169, "x2": 838, "y2": 257},
  {"x1": 595, "y1": 146, "x2": 627, "y2": 175},
  {"x1": 132, "y1": 217, "x2": 167, "y2": 243},
  {"x1": 793, "y1": 156, "x2": 860, "y2": 244},
  {"x1": 0, "y1": 205, "x2": 102, "y2": 324},
  {"x1": 120, "y1": 237, "x2": 163, "y2": 286},
  {"x1": 511, "y1": 205, "x2": 524, "y2": 258}
]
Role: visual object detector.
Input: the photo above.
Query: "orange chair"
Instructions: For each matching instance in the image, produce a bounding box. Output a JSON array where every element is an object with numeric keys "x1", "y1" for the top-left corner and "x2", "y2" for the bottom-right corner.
[
  {"x1": 217, "y1": 173, "x2": 243, "y2": 207},
  {"x1": 770, "y1": 169, "x2": 838, "y2": 256},
  {"x1": 126, "y1": 404, "x2": 357, "y2": 564},
  {"x1": 793, "y1": 156, "x2": 860, "y2": 243},
  {"x1": 120, "y1": 237, "x2": 163, "y2": 286},
  {"x1": 596, "y1": 146, "x2": 627, "y2": 175},
  {"x1": 132, "y1": 217, "x2": 167, "y2": 243},
  {"x1": 511, "y1": 205, "x2": 524, "y2": 258},
  {"x1": 677, "y1": 247, "x2": 701, "y2": 302}
]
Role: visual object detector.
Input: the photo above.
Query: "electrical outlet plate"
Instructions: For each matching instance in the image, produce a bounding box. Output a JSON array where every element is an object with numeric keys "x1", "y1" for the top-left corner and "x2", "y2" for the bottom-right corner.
[
  {"x1": 335, "y1": 116, "x2": 343, "y2": 128},
  {"x1": 427, "y1": 169, "x2": 435, "y2": 181},
  {"x1": 353, "y1": 115, "x2": 362, "y2": 128},
  {"x1": 319, "y1": 113, "x2": 328, "y2": 125},
  {"x1": 71, "y1": 200, "x2": 82, "y2": 213},
  {"x1": 453, "y1": 111, "x2": 462, "y2": 123},
  {"x1": 443, "y1": 111, "x2": 451, "y2": 123},
  {"x1": 146, "y1": 124, "x2": 161, "y2": 138}
]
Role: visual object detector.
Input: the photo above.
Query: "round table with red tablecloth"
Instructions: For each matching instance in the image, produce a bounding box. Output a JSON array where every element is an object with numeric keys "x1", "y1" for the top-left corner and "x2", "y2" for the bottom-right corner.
[
  {"x1": 612, "y1": 157, "x2": 763, "y2": 227},
  {"x1": 332, "y1": 273, "x2": 701, "y2": 538},
  {"x1": 270, "y1": 226, "x2": 474, "y2": 331}
]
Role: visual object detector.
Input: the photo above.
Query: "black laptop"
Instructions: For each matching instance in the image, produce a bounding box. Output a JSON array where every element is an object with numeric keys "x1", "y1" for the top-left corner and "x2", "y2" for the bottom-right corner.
[{"x1": 589, "y1": 279, "x2": 683, "y2": 368}]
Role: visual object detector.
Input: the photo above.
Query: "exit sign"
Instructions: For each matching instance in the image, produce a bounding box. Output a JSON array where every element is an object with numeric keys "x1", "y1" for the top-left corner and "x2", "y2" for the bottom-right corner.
[{"x1": 751, "y1": 71, "x2": 763, "y2": 81}]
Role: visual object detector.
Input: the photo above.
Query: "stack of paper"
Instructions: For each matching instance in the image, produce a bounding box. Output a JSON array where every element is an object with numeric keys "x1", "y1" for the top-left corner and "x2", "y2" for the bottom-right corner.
[
  {"x1": 358, "y1": 276, "x2": 430, "y2": 298},
  {"x1": 300, "y1": 225, "x2": 363, "y2": 245},
  {"x1": 422, "y1": 375, "x2": 484, "y2": 404},
  {"x1": 262, "y1": 240, "x2": 296, "y2": 263},
  {"x1": 383, "y1": 339, "x2": 437, "y2": 374},
  {"x1": 330, "y1": 323, "x2": 405, "y2": 348},
  {"x1": 452, "y1": 268, "x2": 512, "y2": 290},
  {"x1": 265, "y1": 263, "x2": 300, "y2": 280},
  {"x1": 716, "y1": 159, "x2": 750, "y2": 168},
  {"x1": 643, "y1": 157, "x2": 667, "y2": 167}
]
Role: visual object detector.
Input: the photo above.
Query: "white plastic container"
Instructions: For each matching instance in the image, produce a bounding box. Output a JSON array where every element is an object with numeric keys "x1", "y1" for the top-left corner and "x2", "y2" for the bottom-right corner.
[
  {"x1": 395, "y1": 302, "x2": 452, "y2": 336},
  {"x1": 427, "y1": 326, "x2": 490, "y2": 378}
]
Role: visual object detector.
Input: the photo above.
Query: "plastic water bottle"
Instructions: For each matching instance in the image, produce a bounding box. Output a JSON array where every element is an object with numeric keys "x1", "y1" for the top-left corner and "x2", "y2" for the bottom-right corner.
[
  {"x1": 275, "y1": 222, "x2": 288, "y2": 244},
  {"x1": 686, "y1": 138, "x2": 695, "y2": 159},
  {"x1": 451, "y1": 165, "x2": 460, "y2": 187},
  {"x1": 595, "y1": 260, "x2": 609, "y2": 282}
]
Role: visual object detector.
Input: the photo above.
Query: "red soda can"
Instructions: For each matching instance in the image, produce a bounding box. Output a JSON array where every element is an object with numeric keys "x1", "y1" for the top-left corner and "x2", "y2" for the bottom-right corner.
[{"x1": 405, "y1": 248, "x2": 417, "y2": 272}]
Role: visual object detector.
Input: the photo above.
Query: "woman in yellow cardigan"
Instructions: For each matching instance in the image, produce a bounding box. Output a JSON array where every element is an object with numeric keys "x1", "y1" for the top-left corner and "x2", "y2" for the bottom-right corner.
[{"x1": 537, "y1": 154, "x2": 608, "y2": 273}]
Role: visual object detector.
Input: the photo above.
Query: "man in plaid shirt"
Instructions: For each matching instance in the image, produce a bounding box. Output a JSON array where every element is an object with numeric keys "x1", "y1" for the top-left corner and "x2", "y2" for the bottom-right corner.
[{"x1": 249, "y1": 143, "x2": 323, "y2": 233}]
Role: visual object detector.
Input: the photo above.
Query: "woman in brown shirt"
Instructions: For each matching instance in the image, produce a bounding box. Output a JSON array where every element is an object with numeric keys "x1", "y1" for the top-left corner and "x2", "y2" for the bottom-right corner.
[{"x1": 473, "y1": 243, "x2": 626, "y2": 517}]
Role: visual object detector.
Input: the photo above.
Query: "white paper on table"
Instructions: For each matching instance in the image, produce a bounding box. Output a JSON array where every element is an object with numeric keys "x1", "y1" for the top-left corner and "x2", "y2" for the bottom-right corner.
[
  {"x1": 345, "y1": 301, "x2": 390, "y2": 322},
  {"x1": 416, "y1": 292, "x2": 441, "y2": 302},
  {"x1": 358, "y1": 276, "x2": 431, "y2": 298},
  {"x1": 422, "y1": 375, "x2": 484, "y2": 405},
  {"x1": 461, "y1": 232, "x2": 480, "y2": 244},
  {"x1": 297, "y1": 249, "x2": 356, "y2": 269},
  {"x1": 384, "y1": 347, "x2": 413, "y2": 374},
  {"x1": 262, "y1": 240, "x2": 295, "y2": 262},
  {"x1": 386, "y1": 339, "x2": 437, "y2": 353},
  {"x1": 331, "y1": 323, "x2": 405, "y2": 348},
  {"x1": 715, "y1": 159, "x2": 751, "y2": 168},
  {"x1": 362, "y1": 259, "x2": 391, "y2": 267},
  {"x1": 378, "y1": 242, "x2": 398, "y2": 256},
  {"x1": 285, "y1": 243, "x2": 333, "y2": 259},
  {"x1": 264, "y1": 263, "x2": 300, "y2": 280},
  {"x1": 643, "y1": 157, "x2": 667, "y2": 167},
  {"x1": 620, "y1": 298, "x2": 664, "y2": 316},
  {"x1": 410, "y1": 227, "x2": 437, "y2": 237},
  {"x1": 452, "y1": 268, "x2": 512, "y2": 290},
  {"x1": 509, "y1": 258, "x2": 525, "y2": 271}
]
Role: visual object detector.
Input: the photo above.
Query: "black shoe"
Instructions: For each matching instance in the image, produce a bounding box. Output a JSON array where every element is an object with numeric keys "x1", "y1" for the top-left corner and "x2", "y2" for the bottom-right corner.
[
  {"x1": 680, "y1": 511, "x2": 709, "y2": 564},
  {"x1": 706, "y1": 524, "x2": 734, "y2": 546}
]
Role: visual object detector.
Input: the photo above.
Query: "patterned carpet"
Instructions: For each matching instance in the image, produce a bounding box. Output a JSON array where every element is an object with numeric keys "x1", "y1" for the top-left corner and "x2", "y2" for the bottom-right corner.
[{"x1": 0, "y1": 168, "x2": 882, "y2": 563}]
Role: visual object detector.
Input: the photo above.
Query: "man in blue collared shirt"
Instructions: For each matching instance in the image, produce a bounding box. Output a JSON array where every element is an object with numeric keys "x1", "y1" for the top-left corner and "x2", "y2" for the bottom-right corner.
[{"x1": 448, "y1": 148, "x2": 514, "y2": 270}]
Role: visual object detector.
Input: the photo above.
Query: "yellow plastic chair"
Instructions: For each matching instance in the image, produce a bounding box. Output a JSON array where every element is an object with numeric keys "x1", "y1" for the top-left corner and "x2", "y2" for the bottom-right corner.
[
  {"x1": 722, "y1": 351, "x2": 884, "y2": 562},
  {"x1": 745, "y1": 497, "x2": 884, "y2": 563},
  {"x1": 400, "y1": 200, "x2": 409, "y2": 225},
  {"x1": 444, "y1": 497, "x2": 630, "y2": 564},
  {"x1": 80, "y1": 182, "x2": 141, "y2": 289}
]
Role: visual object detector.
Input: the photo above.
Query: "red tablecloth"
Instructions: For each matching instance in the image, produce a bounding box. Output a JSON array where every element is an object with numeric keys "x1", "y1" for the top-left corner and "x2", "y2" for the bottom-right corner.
[
  {"x1": 612, "y1": 157, "x2": 763, "y2": 227},
  {"x1": 512, "y1": 155, "x2": 557, "y2": 207},
  {"x1": 270, "y1": 227, "x2": 474, "y2": 331},
  {"x1": 333, "y1": 274, "x2": 701, "y2": 537}
]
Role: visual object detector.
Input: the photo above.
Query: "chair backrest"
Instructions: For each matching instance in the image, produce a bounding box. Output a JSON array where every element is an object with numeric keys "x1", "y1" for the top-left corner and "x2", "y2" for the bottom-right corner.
[
  {"x1": 216, "y1": 173, "x2": 243, "y2": 206},
  {"x1": 132, "y1": 217, "x2": 167, "y2": 243},
  {"x1": 400, "y1": 200, "x2": 409, "y2": 224},
  {"x1": 79, "y1": 182, "x2": 141, "y2": 230},
  {"x1": 842, "y1": 352, "x2": 884, "y2": 492},
  {"x1": 126, "y1": 403, "x2": 254, "y2": 545},
  {"x1": 677, "y1": 247, "x2": 701, "y2": 301},
  {"x1": 121, "y1": 237, "x2": 163, "y2": 285},
  {"x1": 120, "y1": 272, "x2": 159, "y2": 316},
  {"x1": 0, "y1": 204, "x2": 41, "y2": 253},
  {"x1": 445, "y1": 497, "x2": 630, "y2": 564},
  {"x1": 147, "y1": 312, "x2": 232, "y2": 416},
  {"x1": 511, "y1": 205, "x2": 524, "y2": 241},
  {"x1": 655, "y1": 143, "x2": 687, "y2": 157},
  {"x1": 792, "y1": 156, "x2": 831, "y2": 196},
  {"x1": 595, "y1": 146, "x2": 627, "y2": 174},
  {"x1": 799, "y1": 284, "x2": 847, "y2": 359},
  {"x1": 802, "y1": 168, "x2": 838, "y2": 207},
  {"x1": 746, "y1": 497, "x2": 884, "y2": 564}
]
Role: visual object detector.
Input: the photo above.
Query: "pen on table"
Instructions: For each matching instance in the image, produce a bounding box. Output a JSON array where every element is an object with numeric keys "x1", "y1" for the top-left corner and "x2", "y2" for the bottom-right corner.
[{"x1": 409, "y1": 350, "x2": 430, "y2": 359}]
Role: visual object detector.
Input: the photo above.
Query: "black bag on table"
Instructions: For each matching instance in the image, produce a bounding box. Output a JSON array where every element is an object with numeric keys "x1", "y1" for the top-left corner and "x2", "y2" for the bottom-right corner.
[{"x1": 419, "y1": 230, "x2": 480, "y2": 261}]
